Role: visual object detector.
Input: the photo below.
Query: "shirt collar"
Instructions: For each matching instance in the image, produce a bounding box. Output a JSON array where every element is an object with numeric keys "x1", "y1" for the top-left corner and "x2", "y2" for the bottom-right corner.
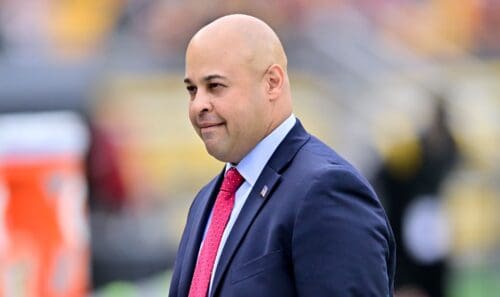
[{"x1": 226, "y1": 114, "x2": 296, "y2": 186}]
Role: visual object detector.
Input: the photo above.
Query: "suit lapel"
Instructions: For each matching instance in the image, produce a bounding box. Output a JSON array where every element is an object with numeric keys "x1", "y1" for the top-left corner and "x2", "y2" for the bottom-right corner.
[
  {"x1": 210, "y1": 166, "x2": 281, "y2": 296},
  {"x1": 210, "y1": 120, "x2": 311, "y2": 296},
  {"x1": 177, "y1": 172, "x2": 224, "y2": 297}
]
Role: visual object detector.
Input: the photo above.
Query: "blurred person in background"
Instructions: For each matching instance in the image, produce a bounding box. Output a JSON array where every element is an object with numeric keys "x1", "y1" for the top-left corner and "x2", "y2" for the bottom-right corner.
[
  {"x1": 374, "y1": 96, "x2": 460, "y2": 297},
  {"x1": 169, "y1": 14, "x2": 395, "y2": 297},
  {"x1": 86, "y1": 120, "x2": 128, "y2": 212}
]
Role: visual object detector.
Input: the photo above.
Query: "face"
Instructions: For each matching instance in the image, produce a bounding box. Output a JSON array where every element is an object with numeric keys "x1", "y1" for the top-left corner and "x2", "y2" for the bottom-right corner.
[{"x1": 184, "y1": 41, "x2": 271, "y2": 163}]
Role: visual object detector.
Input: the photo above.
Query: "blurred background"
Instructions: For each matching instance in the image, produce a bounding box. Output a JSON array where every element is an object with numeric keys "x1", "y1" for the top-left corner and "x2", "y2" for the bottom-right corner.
[{"x1": 0, "y1": 0, "x2": 499, "y2": 296}]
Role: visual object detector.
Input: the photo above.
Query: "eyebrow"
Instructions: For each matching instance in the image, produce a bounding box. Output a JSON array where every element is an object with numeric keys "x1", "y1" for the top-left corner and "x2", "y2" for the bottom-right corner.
[{"x1": 183, "y1": 74, "x2": 228, "y2": 84}]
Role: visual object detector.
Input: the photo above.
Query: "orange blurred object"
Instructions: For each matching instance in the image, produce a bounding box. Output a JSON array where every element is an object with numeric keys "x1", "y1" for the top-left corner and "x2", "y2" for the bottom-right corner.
[{"x1": 0, "y1": 112, "x2": 89, "y2": 297}]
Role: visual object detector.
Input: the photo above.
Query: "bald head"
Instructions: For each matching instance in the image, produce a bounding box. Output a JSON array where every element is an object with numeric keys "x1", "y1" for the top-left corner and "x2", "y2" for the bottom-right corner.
[
  {"x1": 187, "y1": 14, "x2": 288, "y2": 76},
  {"x1": 185, "y1": 14, "x2": 292, "y2": 163}
]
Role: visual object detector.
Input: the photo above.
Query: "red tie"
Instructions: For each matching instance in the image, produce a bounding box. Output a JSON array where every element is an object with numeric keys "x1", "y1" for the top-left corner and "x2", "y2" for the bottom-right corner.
[{"x1": 188, "y1": 167, "x2": 244, "y2": 297}]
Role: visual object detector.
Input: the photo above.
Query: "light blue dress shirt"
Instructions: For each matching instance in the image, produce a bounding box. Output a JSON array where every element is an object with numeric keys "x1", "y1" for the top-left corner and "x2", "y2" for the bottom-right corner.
[{"x1": 201, "y1": 114, "x2": 296, "y2": 295}]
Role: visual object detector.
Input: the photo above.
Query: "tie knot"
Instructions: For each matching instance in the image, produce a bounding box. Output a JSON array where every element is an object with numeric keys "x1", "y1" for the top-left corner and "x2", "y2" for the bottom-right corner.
[{"x1": 220, "y1": 167, "x2": 244, "y2": 194}]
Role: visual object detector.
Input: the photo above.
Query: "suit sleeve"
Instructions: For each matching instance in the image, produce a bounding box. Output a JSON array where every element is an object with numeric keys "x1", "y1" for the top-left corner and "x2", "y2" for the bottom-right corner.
[
  {"x1": 168, "y1": 201, "x2": 194, "y2": 297},
  {"x1": 292, "y1": 165, "x2": 395, "y2": 297},
  {"x1": 169, "y1": 185, "x2": 207, "y2": 297}
]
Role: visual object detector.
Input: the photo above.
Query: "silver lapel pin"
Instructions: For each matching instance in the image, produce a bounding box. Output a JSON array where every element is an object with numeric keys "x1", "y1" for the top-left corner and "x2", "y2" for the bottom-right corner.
[{"x1": 260, "y1": 185, "x2": 269, "y2": 198}]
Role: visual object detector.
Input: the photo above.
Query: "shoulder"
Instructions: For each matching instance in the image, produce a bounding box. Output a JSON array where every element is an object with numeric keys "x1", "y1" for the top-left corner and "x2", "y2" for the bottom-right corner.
[
  {"x1": 186, "y1": 173, "x2": 222, "y2": 215},
  {"x1": 289, "y1": 146, "x2": 396, "y2": 296},
  {"x1": 287, "y1": 135, "x2": 372, "y2": 190},
  {"x1": 285, "y1": 134, "x2": 389, "y2": 231}
]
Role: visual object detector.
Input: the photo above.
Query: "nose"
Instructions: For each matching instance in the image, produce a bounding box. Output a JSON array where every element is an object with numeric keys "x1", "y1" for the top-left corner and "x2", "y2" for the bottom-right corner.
[{"x1": 190, "y1": 89, "x2": 213, "y2": 115}]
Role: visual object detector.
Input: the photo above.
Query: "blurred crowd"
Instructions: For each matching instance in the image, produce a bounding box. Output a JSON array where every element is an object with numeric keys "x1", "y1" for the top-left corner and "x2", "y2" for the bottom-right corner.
[
  {"x1": 0, "y1": 0, "x2": 499, "y2": 296},
  {"x1": 0, "y1": 0, "x2": 499, "y2": 65}
]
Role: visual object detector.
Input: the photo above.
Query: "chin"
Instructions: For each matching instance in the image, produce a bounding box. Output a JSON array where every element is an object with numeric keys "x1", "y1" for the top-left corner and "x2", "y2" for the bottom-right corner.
[
  {"x1": 209, "y1": 152, "x2": 231, "y2": 163},
  {"x1": 205, "y1": 144, "x2": 228, "y2": 162}
]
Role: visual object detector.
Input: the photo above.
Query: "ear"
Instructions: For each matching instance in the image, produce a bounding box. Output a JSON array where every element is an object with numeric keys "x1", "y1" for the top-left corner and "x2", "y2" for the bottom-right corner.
[{"x1": 265, "y1": 64, "x2": 285, "y2": 101}]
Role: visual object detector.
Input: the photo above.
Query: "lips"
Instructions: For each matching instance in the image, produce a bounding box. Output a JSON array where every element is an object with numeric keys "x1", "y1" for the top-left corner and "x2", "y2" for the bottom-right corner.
[
  {"x1": 198, "y1": 122, "x2": 225, "y2": 135},
  {"x1": 197, "y1": 118, "x2": 226, "y2": 129},
  {"x1": 198, "y1": 122, "x2": 224, "y2": 129}
]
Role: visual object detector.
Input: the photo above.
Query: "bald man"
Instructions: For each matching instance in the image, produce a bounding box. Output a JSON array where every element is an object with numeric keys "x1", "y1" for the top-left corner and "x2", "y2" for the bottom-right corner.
[{"x1": 169, "y1": 14, "x2": 396, "y2": 297}]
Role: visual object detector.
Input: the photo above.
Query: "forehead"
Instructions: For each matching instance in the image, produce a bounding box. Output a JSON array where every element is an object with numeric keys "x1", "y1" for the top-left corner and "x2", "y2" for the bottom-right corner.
[{"x1": 185, "y1": 39, "x2": 251, "y2": 83}]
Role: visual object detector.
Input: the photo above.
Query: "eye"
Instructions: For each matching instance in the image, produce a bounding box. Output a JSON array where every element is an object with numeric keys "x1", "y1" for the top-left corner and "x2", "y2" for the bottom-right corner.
[
  {"x1": 208, "y1": 83, "x2": 224, "y2": 90},
  {"x1": 186, "y1": 85, "x2": 197, "y2": 96}
]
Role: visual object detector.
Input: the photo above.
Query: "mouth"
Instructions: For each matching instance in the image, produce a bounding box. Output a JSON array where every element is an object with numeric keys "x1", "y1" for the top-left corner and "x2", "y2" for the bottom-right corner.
[{"x1": 199, "y1": 122, "x2": 225, "y2": 133}]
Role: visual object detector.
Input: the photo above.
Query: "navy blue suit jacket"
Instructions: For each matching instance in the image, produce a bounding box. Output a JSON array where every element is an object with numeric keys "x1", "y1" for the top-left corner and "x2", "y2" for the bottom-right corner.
[{"x1": 169, "y1": 120, "x2": 396, "y2": 297}]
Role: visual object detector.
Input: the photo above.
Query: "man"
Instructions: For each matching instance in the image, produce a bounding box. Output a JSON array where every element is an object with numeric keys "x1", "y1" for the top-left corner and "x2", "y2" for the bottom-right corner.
[{"x1": 169, "y1": 14, "x2": 396, "y2": 297}]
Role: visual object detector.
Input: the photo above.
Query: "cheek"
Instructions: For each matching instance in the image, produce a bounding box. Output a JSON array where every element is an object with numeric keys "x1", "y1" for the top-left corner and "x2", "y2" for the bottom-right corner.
[
  {"x1": 188, "y1": 101, "x2": 197, "y2": 121},
  {"x1": 188, "y1": 106, "x2": 200, "y2": 132},
  {"x1": 188, "y1": 108, "x2": 195, "y2": 123}
]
